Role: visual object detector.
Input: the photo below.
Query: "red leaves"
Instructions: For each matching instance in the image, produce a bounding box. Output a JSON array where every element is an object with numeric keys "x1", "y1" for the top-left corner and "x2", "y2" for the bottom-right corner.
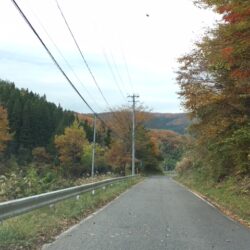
[
  {"x1": 231, "y1": 69, "x2": 250, "y2": 80},
  {"x1": 217, "y1": 5, "x2": 232, "y2": 14},
  {"x1": 221, "y1": 47, "x2": 234, "y2": 60},
  {"x1": 217, "y1": 4, "x2": 250, "y2": 24},
  {"x1": 224, "y1": 12, "x2": 246, "y2": 23}
]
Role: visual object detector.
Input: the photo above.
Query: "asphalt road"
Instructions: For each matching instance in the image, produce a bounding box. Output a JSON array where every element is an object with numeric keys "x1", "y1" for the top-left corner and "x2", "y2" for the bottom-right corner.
[{"x1": 43, "y1": 176, "x2": 250, "y2": 250}]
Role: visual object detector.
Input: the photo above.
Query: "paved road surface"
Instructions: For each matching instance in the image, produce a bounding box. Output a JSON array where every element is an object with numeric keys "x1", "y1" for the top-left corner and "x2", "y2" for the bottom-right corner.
[{"x1": 43, "y1": 176, "x2": 250, "y2": 250}]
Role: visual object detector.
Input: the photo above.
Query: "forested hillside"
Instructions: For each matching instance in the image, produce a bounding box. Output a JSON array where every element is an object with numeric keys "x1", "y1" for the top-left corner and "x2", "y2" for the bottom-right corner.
[
  {"x1": 145, "y1": 113, "x2": 190, "y2": 134},
  {"x1": 97, "y1": 112, "x2": 190, "y2": 134},
  {"x1": 0, "y1": 80, "x2": 183, "y2": 201},
  {"x1": 0, "y1": 79, "x2": 76, "y2": 164}
]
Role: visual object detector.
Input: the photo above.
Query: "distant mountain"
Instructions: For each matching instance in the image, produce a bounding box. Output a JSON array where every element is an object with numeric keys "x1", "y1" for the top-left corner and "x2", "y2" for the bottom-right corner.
[
  {"x1": 78, "y1": 112, "x2": 191, "y2": 135},
  {"x1": 145, "y1": 113, "x2": 191, "y2": 134}
]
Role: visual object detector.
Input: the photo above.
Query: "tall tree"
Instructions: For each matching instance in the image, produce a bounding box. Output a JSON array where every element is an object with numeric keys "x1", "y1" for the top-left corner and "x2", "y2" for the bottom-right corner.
[
  {"x1": 54, "y1": 120, "x2": 88, "y2": 176},
  {"x1": 176, "y1": 0, "x2": 250, "y2": 179},
  {"x1": 104, "y1": 106, "x2": 160, "y2": 173}
]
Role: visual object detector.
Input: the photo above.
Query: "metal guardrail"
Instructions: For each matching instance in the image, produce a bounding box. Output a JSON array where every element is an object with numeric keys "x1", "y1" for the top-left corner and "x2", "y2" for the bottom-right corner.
[{"x1": 0, "y1": 175, "x2": 136, "y2": 221}]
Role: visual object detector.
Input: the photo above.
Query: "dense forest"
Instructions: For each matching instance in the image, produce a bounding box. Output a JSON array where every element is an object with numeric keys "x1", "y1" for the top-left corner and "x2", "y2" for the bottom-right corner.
[
  {"x1": 145, "y1": 113, "x2": 191, "y2": 134},
  {"x1": 0, "y1": 80, "x2": 111, "y2": 199},
  {"x1": 176, "y1": 0, "x2": 250, "y2": 182},
  {"x1": 0, "y1": 79, "x2": 185, "y2": 200},
  {"x1": 0, "y1": 79, "x2": 76, "y2": 164}
]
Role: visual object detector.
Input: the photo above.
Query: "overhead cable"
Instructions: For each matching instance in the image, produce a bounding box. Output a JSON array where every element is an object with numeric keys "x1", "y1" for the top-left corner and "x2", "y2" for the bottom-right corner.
[
  {"x1": 102, "y1": 49, "x2": 127, "y2": 101},
  {"x1": 10, "y1": 0, "x2": 96, "y2": 114},
  {"x1": 10, "y1": 0, "x2": 120, "y2": 137},
  {"x1": 54, "y1": 0, "x2": 132, "y2": 130},
  {"x1": 25, "y1": 0, "x2": 103, "y2": 111},
  {"x1": 109, "y1": 51, "x2": 129, "y2": 97},
  {"x1": 54, "y1": 0, "x2": 112, "y2": 109},
  {"x1": 12, "y1": 0, "x2": 129, "y2": 142}
]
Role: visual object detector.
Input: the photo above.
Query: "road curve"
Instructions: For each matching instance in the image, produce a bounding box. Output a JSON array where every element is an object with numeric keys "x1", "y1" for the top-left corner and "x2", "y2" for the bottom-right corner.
[{"x1": 43, "y1": 176, "x2": 250, "y2": 250}]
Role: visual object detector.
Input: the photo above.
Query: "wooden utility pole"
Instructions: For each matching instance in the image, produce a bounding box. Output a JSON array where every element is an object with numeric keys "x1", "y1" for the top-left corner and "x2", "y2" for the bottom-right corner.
[{"x1": 128, "y1": 94, "x2": 139, "y2": 176}]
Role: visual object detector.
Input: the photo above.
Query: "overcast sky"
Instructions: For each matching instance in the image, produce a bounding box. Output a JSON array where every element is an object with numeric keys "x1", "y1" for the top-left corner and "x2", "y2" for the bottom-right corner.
[{"x1": 0, "y1": 0, "x2": 219, "y2": 113}]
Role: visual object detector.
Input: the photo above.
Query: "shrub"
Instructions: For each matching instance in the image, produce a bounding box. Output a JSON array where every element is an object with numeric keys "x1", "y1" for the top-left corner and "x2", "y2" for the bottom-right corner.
[{"x1": 176, "y1": 157, "x2": 193, "y2": 175}]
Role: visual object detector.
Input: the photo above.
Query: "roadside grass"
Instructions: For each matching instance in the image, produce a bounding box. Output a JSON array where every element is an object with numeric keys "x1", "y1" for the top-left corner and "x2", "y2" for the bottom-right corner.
[
  {"x1": 0, "y1": 173, "x2": 121, "y2": 202},
  {"x1": 175, "y1": 170, "x2": 250, "y2": 227},
  {"x1": 164, "y1": 170, "x2": 177, "y2": 177},
  {"x1": 0, "y1": 177, "x2": 142, "y2": 250}
]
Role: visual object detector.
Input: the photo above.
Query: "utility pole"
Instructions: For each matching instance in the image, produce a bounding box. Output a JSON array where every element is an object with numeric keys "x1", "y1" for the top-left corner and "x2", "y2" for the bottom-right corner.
[
  {"x1": 128, "y1": 94, "x2": 139, "y2": 176},
  {"x1": 91, "y1": 115, "x2": 96, "y2": 178}
]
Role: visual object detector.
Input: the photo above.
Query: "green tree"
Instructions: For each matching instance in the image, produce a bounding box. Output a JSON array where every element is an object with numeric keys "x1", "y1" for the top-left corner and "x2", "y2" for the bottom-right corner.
[
  {"x1": 0, "y1": 79, "x2": 75, "y2": 164},
  {"x1": 81, "y1": 143, "x2": 108, "y2": 173},
  {"x1": 54, "y1": 120, "x2": 88, "y2": 176}
]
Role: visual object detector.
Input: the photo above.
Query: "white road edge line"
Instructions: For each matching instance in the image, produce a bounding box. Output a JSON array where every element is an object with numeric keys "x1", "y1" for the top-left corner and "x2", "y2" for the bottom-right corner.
[
  {"x1": 172, "y1": 179, "x2": 216, "y2": 208},
  {"x1": 42, "y1": 179, "x2": 145, "y2": 249},
  {"x1": 172, "y1": 178, "x2": 236, "y2": 223}
]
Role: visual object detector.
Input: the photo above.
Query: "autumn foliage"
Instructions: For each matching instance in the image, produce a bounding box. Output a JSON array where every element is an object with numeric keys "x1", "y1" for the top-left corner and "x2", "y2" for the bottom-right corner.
[
  {"x1": 177, "y1": 0, "x2": 250, "y2": 179},
  {"x1": 0, "y1": 106, "x2": 11, "y2": 154},
  {"x1": 104, "y1": 106, "x2": 162, "y2": 174},
  {"x1": 54, "y1": 120, "x2": 89, "y2": 176}
]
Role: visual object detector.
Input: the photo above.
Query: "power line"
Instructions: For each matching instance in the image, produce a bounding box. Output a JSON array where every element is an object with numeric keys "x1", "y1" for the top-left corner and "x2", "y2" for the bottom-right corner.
[
  {"x1": 115, "y1": 34, "x2": 134, "y2": 93},
  {"x1": 10, "y1": 0, "x2": 123, "y2": 139},
  {"x1": 109, "y1": 51, "x2": 130, "y2": 96},
  {"x1": 10, "y1": 0, "x2": 96, "y2": 114},
  {"x1": 25, "y1": 0, "x2": 103, "y2": 112},
  {"x1": 11, "y1": 0, "x2": 131, "y2": 144},
  {"x1": 54, "y1": 0, "x2": 112, "y2": 109},
  {"x1": 120, "y1": 46, "x2": 134, "y2": 93},
  {"x1": 102, "y1": 49, "x2": 127, "y2": 101},
  {"x1": 87, "y1": 18, "x2": 128, "y2": 102},
  {"x1": 54, "y1": 0, "x2": 129, "y2": 130}
]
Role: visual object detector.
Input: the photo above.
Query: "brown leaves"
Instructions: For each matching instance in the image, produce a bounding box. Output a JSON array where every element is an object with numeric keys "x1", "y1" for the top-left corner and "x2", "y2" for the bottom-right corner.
[
  {"x1": 221, "y1": 47, "x2": 234, "y2": 61},
  {"x1": 231, "y1": 69, "x2": 250, "y2": 80},
  {"x1": 0, "y1": 106, "x2": 12, "y2": 153},
  {"x1": 32, "y1": 147, "x2": 51, "y2": 163}
]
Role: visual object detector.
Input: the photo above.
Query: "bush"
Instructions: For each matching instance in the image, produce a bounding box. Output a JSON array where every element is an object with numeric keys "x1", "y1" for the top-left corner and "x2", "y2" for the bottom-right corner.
[
  {"x1": 176, "y1": 157, "x2": 193, "y2": 175},
  {"x1": 32, "y1": 147, "x2": 51, "y2": 164},
  {"x1": 0, "y1": 167, "x2": 74, "y2": 201}
]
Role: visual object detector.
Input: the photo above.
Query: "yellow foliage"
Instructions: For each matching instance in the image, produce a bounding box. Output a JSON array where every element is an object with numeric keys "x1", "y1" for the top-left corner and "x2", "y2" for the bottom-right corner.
[
  {"x1": 54, "y1": 120, "x2": 88, "y2": 166},
  {"x1": 0, "y1": 106, "x2": 11, "y2": 153}
]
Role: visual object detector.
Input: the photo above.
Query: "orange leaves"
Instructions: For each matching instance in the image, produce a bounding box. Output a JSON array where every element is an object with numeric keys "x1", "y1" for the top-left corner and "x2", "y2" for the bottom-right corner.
[
  {"x1": 77, "y1": 113, "x2": 93, "y2": 125},
  {"x1": 231, "y1": 69, "x2": 250, "y2": 80},
  {"x1": 217, "y1": 4, "x2": 232, "y2": 14},
  {"x1": 217, "y1": 3, "x2": 250, "y2": 23},
  {"x1": 106, "y1": 140, "x2": 130, "y2": 169},
  {"x1": 221, "y1": 47, "x2": 234, "y2": 60},
  {"x1": 149, "y1": 129, "x2": 184, "y2": 153},
  {"x1": 224, "y1": 12, "x2": 245, "y2": 23},
  {"x1": 178, "y1": 0, "x2": 250, "y2": 178}
]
